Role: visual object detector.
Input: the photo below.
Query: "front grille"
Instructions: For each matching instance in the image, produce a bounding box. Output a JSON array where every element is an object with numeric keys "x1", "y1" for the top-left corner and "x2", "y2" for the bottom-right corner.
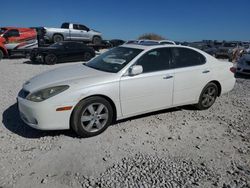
[{"x1": 18, "y1": 89, "x2": 30, "y2": 99}]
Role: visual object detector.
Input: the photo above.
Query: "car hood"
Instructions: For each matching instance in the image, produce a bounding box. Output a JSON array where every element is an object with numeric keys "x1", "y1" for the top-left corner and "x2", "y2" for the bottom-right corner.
[
  {"x1": 23, "y1": 64, "x2": 113, "y2": 92},
  {"x1": 90, "y1": 29, "x2": 102, "y2": 35}
]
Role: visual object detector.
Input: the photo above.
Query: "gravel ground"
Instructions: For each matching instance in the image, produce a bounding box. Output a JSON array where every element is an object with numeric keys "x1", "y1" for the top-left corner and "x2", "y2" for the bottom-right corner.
[{"x1": 0, "y1": 58, "x2": 249, "y2": 188}]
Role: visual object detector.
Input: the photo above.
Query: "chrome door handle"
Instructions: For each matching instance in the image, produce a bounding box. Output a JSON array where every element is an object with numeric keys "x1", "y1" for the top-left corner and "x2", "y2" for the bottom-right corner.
[
  {"x1": 202, "y1": 70, "x2": 210, "y2": 73},
  {"x1": 163, "y1": 75, "x2": 173, "y2": 79}
]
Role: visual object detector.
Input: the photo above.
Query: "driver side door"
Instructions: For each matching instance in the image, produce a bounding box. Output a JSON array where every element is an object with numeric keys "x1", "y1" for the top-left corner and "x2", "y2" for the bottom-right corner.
[
  {"x1": 120, "y1": 48, "x2": 174, "y2": 117},
  {"x1": 70, "y1": 24, "x2": 89, "y2": 41}
]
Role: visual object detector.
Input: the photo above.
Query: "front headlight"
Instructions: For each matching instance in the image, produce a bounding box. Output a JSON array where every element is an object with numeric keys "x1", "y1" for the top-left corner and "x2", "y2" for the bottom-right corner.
[{"x1": 26, "y1": 85, "x2": 69, "y2": 102}]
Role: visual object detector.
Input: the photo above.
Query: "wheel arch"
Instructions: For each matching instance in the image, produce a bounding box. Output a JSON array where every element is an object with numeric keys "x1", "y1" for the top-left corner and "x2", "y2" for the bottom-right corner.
[
  {"x1": 92, "y1": 35, "x2": 101, "y2": 39},
  {"x1": 70, "y1": 94, "x2": 118, "y2": 128},
  {"x1": 0, "y1": 47, "x2": 8, "y2": 56}
]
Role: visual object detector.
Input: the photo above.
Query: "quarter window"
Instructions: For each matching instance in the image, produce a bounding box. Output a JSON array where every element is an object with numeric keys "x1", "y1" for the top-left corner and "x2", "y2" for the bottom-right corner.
[
  {"x1": 171, "y1": 48, "x2": 206, "y2": 68},
  {"x1": 136, "y1": 48, "x2": 171, "y2": 73}
]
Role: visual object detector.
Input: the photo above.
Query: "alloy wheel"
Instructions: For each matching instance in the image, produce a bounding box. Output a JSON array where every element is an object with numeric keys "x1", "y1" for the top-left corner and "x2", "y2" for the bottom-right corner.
[
  {"x1": 201, "y1": 86, "x2": 217, "y2": 108},
  {"x1": 80, "y1": 103, "x2": 109, "y2": 133}
]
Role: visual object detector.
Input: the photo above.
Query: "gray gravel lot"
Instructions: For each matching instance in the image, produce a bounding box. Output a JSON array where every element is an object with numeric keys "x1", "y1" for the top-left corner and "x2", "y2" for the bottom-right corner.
[{"x1": 0, "y1": 59, "x2": 249, "y2": 188}]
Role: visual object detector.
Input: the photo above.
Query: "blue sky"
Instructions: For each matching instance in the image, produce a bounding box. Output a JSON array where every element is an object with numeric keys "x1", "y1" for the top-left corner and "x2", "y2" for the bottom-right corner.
[{"x1": 1, "y1": 0, "x2": 249, "y2": 41}]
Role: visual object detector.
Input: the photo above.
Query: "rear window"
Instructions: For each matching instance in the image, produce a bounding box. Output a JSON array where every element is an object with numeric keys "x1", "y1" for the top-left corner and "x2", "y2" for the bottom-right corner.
[{"x1": 171, "y1": 47, "x2": 206, "y2": 68}]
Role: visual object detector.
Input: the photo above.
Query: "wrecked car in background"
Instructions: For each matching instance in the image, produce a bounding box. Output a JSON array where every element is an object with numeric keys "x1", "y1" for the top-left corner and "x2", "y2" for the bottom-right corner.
[
  {"x1": 215, "y1": 41, "x2": 244, "y2": 60},
  {"x1": 30, "y1": 41, "x2": 95, "y2": 64},
  {"x1": 235, "y1": 50, "x2": 250, "y2": 75},
  {"x1": 0, "y1": 27, "x2": 37, "y2": 59},
  {"x1": 44, "y1": 22, "x2": 102, "y2": 44},
  {"x1": 188, "y1": 41, "x2": 217, "y2": 56}
]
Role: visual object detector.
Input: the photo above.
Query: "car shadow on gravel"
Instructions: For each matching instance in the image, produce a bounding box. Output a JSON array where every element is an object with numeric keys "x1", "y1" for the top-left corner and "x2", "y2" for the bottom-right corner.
[
  {"x1": 2, "y1": 103, "x2": 77, "y2": 139},
  {"x1": 23, "y1": 60, "x2": 45, "y2": 65},
  {"x1": 115, "y1": 107, "x2": 183, "y2": 124},
  {"x1": 2, "y1": 103, "x2": 194, "y2": 139}
]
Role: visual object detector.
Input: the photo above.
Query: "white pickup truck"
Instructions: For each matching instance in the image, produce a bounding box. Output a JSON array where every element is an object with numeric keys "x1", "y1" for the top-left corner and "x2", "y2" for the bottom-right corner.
[{"x1": 44, "y1": 22, "x2": 102, "y2": 44}]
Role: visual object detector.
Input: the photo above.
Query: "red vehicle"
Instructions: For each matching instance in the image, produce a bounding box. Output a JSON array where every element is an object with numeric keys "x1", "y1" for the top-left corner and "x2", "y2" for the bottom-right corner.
[{"x1": 0, "y1": 27, "x2": 37, "y2": 60}]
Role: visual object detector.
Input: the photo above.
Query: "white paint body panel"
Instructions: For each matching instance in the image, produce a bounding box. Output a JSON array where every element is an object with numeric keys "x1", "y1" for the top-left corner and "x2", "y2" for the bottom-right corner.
[{"x1": 17, "y1": 44, "x2": 235, "y2": 130}]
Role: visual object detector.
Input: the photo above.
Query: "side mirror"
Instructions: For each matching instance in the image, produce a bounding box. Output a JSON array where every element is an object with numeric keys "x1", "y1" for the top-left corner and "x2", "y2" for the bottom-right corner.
[{"x1": 129, "y1": 65, "x2": 143, "y2": 76}]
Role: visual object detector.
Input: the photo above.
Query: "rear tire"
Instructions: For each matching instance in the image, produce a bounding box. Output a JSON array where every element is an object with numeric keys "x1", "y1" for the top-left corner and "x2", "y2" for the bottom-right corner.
[
  {"x1": 0, "y1": 50, "x2": 4, "y2": 61},
  {"x1": 92, "y1": 36, "x2": 102, "y2": 45},
  {"x1": 83, "y1": 52, "x2": 93, "y2": 61},
  {"x1": 71, "y1": 97, "x2": 113, "y2": 137},
  {"x1": 195, "y1": 83, "x2": 218, "y2": 110},
  {"x1": 45, "y1": 54, "x2": 57, "y2": 65},
  {"x1": 53, "y1": 34, "x2": 64, "y2": 43}
]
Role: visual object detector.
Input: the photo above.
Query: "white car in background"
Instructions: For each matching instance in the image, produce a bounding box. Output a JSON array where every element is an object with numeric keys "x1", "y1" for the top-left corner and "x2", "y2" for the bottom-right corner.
[
  {"x1": 17, "y1": 44, "x2": 235, "y2": 137},
  {"x1": 126, "y1": 40, "x2": 176, "y2": 45},
  {"x1": 236, "y1": 51, "x2": 250, "y2": 75}
]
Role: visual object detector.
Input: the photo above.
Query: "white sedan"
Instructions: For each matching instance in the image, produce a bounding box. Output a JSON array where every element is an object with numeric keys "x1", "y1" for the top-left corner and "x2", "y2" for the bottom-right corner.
[{"x1": 17, "y1": 44, "x2": 235, "y2": 137}]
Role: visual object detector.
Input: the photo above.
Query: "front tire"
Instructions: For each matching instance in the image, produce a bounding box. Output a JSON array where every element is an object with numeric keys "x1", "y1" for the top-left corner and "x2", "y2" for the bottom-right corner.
[
  {"x1": 83, "y1": 52, "x2": 93, "y2": 61},
  {"x1": 195, "y1": 83, "x2": 218, "y2": 110},
  {"x1": 92, "y1": 36, "x2": 102, "y2": 45},
  {"x1": 44, "y1": 54, "x2": 57, "y2": 65},
  {"x1": 71, "y1": 97, "x2": 113, "y2": 137},
  {"x1": 0, "y1": 50, "x2": 3, "y2": 61}
]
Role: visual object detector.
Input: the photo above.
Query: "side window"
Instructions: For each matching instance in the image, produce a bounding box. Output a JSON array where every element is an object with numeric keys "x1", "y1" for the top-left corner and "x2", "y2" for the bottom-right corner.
[
  {"x1": 78, "y1": 25, "x2": 88, "y2": 31},
  {"x1": 6, "y1": 29, "x2": 20, "y2": 37},
  {"x1": 171, "y1": 48, "x2": 206, "y2": 68},
  {"x1": 73, "y1": 24, "x2": 79, "y2": 30},
  {"x1": 136, "y1": 48, "x2": 171, "y2": 73}
]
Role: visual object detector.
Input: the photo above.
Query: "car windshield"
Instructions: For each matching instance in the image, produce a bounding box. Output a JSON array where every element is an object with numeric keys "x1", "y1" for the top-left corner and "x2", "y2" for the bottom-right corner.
[
  {"x1": 85, "y1": 47, "x2": 143, "y2": 73},
  {"x1": 0, "y1": 28, "x2": 7, "y2": 35},
  {"x1": 50, "y1": 42, "x2": 64, "y2": 48}
]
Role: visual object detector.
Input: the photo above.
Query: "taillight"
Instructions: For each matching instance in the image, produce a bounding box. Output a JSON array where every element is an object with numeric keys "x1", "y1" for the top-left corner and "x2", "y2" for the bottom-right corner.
[{"x1": 230, "y1": 67, "x2": 236, "y2": 73}]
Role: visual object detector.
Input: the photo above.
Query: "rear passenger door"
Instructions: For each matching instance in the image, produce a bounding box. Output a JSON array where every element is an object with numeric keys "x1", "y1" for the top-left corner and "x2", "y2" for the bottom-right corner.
[{"x1": 171, "y1": 47, "x2": 211, "y2": 105}]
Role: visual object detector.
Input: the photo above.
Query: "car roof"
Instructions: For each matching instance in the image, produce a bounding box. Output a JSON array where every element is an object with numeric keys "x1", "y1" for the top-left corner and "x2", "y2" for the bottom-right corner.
[
  {"x1": 1, "y1": 27, "x2": 35, "y2": 32},
  {"x1": 121, "y1": 43, "x2": 182, "y2": 50},
  {"x1": 121, "y1": 43, "x2": 209, "y2": 57}
]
